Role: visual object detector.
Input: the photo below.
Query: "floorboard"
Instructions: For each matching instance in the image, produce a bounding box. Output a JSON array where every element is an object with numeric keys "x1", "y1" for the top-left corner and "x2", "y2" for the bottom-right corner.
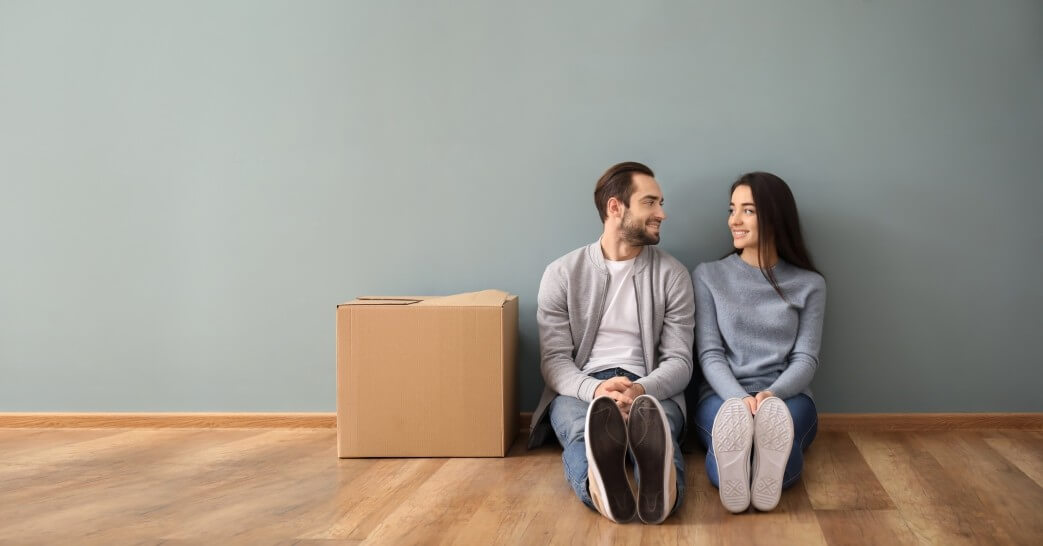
[{"x1": 0, "y1": 429, "x2": 1040, "y2": 544}]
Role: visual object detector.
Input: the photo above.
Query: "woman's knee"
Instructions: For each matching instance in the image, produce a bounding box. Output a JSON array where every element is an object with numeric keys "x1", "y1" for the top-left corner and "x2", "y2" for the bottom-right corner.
[
  {"x1": 798, "y1": 418, "x2": 818, "y2": 451},
  {"x1": 694, "y1": 394, "x2": 724, "y2": 447},
  {"x1": 704, "y1": 449, "x2": 720, "y2": 487},
  {"x1": 785, "y1": 394, "x2": 819, "y2": 450},
  {"x1": 782, "y1": 446, "x2": 805, "y2": 488}
]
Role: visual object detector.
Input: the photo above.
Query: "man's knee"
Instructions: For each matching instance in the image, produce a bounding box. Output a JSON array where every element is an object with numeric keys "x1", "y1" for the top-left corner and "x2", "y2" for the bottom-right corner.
[
  {"x1": 660, "y1": 399, "x2": 685, "y2": 439},
  {"x1": 561, "y1": 417, "x2": 586, "y2": 445},
  {"x1": 549, "y1": 396, "x2": 589, "y2": 445}
]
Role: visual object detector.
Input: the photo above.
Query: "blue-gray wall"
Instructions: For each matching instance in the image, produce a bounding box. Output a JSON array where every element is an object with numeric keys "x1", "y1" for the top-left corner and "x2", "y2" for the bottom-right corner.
[{"x1": 2, "y1": 1, "x2": 1041, "y2": 412}]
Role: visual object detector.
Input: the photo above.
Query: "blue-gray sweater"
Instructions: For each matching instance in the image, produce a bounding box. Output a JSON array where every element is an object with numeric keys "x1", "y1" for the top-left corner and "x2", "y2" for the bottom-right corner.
[
  {"x1": 527, "y1": 241, "x2": 695, "y2": 448},
  {"x1": 693, "y1": 253, "x2": 827, "y2": 404}
]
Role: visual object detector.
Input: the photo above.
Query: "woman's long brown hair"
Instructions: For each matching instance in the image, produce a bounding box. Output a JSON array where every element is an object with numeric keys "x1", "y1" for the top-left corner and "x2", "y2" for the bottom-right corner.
[{"x1": 729, "y1": 172, "x2": 822, "y2": 300}]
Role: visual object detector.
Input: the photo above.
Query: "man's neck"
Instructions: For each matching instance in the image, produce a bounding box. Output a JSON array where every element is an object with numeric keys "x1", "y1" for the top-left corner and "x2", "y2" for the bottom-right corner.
[{"x1": 600, "y1": 231, "x2": 643, "y2": 261}]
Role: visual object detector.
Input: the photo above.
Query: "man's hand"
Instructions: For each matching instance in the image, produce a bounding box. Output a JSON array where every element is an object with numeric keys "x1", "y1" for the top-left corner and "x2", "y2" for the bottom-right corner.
[
  {"x1": 750, "y1": 390, "x2": 775, "y2": 415},
  {"x1": 594, "y1": 377, "x2": 635, "y2": 414},
  {"x1": 618, "y1": 383, "x2": 646, "y2": 420}
]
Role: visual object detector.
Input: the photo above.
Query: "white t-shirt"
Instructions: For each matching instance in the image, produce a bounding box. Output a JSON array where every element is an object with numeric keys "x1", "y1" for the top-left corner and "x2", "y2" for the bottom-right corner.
[{"x1": 582, "y1": 257, "x2": 646, "y2": 377}]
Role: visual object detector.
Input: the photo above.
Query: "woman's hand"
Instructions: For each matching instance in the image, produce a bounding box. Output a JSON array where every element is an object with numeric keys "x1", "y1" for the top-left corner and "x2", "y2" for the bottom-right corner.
[
  {"x1": 751, "y1": 390, "x2": 775, "y2": 414},
  {"x1": 742, "y1": 396, "x2": 757, "y2": 415}
]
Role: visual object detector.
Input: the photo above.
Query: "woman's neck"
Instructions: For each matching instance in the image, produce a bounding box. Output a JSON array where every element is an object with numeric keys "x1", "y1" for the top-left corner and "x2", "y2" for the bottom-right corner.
[{"x1": 740, "y1": 246, "x2": 778, "y2": 268}]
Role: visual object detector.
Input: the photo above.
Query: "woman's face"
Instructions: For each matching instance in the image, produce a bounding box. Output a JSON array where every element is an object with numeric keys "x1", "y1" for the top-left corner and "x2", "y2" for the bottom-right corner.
[{"x1": 728, "y1": 184, "x2": 759, "y2": 250}]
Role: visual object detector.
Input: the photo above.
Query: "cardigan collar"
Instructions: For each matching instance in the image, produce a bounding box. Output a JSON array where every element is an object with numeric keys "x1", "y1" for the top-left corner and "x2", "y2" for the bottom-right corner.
[{"x1": 586, "y1": 238, "x2": 652, "y2": 275}]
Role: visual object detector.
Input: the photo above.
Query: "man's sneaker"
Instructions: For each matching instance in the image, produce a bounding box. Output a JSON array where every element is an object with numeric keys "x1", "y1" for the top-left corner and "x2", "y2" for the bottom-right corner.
[
  {"x1": 585, "y1": 396, "x2": 636, "y2": 523},
  {"x1": 628, "y1": 395, "x2": 676, "y2": 524},
  {"x1": 751, "y1": 396, "x2": 794, "y2": 511},
  {"x1": 711, "y1": 397, "x2": 754, "y2": 513}
]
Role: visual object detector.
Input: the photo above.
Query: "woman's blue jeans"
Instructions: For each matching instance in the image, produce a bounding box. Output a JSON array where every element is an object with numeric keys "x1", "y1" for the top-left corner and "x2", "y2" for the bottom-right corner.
[{"x1": 694, "y1": 393, "x2": 818, "y2": 490}]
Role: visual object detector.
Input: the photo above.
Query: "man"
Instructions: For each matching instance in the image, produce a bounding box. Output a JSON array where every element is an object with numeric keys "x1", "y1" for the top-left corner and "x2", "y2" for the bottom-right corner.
[{"x1": 527, "y1": 161, "x2": 695, "y2": 524}]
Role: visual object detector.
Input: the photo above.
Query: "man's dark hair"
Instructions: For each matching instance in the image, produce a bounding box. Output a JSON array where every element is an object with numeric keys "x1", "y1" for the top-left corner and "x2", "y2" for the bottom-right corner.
[{"x1": 593, "y1": 162, "x2": 654, "y2": 222}]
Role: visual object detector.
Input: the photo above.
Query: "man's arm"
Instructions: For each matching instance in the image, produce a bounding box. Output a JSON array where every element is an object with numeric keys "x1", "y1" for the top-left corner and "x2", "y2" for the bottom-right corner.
[
  {"x1": 634, "y1": 269, "x2": 695, "y2": 400},
  {"x1": 537, "y1": 263, "x2": 602, "y2": 402}
]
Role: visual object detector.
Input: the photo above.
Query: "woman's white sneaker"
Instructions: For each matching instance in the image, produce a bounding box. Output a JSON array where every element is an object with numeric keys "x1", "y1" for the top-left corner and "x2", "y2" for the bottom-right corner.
[
  {"x1": 751, "y1": 396, "x2": 794, "y2": 511},
  {"x1": 711, "y1": 397, "x2": 754, "y2": 513}
]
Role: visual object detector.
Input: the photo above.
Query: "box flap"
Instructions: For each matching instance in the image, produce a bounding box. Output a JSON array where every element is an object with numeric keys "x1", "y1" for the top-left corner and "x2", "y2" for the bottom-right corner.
[
  {"x1": 339, "y1": 290, "x2": 511, "y2": 307},
  {"x1": 340, "y1": 296, "x2": 428, "y2": 306},
  {"x1": 415, "y1": 289, "x2": 510, "y2": 307}
]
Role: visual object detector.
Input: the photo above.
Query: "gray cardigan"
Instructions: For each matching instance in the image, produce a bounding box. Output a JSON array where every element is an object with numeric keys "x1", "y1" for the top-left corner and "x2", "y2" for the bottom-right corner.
[{"x1": 527, "y1": 241, "x2": 695, "y2": 448}]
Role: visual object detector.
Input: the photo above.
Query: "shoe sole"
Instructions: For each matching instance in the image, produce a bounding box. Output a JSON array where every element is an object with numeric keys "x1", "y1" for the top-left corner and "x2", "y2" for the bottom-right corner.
[
  {"x1": 751, "y1": 397, "x2": 793, "y2": 511},
  {"x1": 711, "y1": 398, "x2": 753, "y2": 513},
  {"x1": 586, "y1": 397, "x2": 635, "y2": 522},
  {"x1": 629, "y1": 395, "x2": 673, "y2": 524}
]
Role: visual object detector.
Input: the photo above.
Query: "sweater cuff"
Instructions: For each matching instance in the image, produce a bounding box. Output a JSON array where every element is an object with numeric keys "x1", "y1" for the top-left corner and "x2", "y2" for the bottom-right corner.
[
  {"x1": 634, "y1": 377, "x2": 661, "y2": 400},
  {"x1": 709, "y1": 380, "x2": 750, "y2": 400},
  {"x1": 577, "y1": 376, "x2": 601, "y2": 402},
  {"x1": 765, "y1": 384, "x2": 792, "y2": 401},
  {"x1": 635, "y1": 376, "x2": 682, "y2": 401},
  {"x1": 718, "y1": 384, "x2": 751, "y2": 401}
]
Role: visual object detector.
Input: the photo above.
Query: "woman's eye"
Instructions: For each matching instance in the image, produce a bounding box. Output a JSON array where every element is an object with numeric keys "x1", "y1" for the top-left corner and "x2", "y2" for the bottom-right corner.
[{"x1": 744, "y1": 209, "x2": 755, "y2": 215}]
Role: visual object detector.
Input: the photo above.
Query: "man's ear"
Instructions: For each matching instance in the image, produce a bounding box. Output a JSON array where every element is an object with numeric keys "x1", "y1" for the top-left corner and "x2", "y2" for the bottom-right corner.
[{"x1": 607, "y1": 196, "x2": 624, "y2": 218}]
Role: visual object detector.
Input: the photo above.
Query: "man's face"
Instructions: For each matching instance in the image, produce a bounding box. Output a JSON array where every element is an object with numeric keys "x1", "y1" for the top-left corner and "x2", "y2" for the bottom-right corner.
[{"x1": 619, "y1": 174, "x2": 666, "y2": 246}]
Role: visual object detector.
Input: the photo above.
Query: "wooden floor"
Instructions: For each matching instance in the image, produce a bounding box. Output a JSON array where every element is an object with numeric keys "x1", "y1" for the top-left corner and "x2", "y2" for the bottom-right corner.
[{"x1": 1, "y1": 429, "x2": 1041, "y2": 545}]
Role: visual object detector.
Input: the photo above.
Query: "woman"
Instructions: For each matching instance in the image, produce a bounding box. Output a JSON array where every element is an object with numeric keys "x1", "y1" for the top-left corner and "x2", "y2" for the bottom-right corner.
[{"x1": 692, "y1": 172, "x2": 826, "y2": 513}]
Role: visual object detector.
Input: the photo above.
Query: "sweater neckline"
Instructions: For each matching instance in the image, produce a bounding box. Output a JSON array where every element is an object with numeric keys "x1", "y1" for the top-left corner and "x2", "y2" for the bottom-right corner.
[{"x1": 727, "y1": 252, "x2": 786, "y2": 274}]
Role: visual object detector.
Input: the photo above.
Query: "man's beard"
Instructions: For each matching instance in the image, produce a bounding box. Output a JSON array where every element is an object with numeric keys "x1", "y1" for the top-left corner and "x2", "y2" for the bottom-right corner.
[{"x1": 620, "y1": 209, "x2": 660, "y2": 246}]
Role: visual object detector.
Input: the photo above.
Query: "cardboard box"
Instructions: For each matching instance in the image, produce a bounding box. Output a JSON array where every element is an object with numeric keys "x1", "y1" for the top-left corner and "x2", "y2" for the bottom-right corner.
[{"x1": 336, "y1": 290, "x2": 518, "y2": 458}]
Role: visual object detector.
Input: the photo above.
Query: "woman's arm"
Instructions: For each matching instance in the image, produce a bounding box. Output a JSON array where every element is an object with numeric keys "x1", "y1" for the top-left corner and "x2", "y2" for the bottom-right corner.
[
  {"x1": 694, "y1": 266, "x2": 749, "y2": 400},
  {"x1": 767, "y1": 277, "x2": 827, "y2": 400}
]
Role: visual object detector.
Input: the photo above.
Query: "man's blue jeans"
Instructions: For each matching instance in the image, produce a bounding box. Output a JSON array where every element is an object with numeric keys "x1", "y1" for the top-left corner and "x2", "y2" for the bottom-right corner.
[
  {"x1": 547, "y1": 368, "x2": 686, "y2": 512},
  {"x1": 694, "y1": 393, "x2": 818, "y2": 490}
]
